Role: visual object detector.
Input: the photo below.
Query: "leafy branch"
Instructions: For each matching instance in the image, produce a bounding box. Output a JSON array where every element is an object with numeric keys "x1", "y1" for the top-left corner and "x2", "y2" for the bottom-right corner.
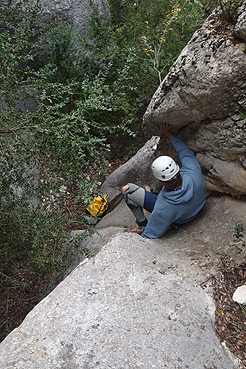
[{"x1": 141, "y1": 0, "x2": 190, "y2": 84}]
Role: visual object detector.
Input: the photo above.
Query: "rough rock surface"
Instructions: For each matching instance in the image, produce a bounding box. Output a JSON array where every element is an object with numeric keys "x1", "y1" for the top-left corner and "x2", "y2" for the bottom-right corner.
[
  {"x1": 36, "y1": 0, "x2": 110, "y2": 36},
  {"x1": 143, "y1": 5, "x2": 246, "y2": 195},
  {"x1": 42, "y1": 227, "x2": 123, "y2": 296},
  {"x1": 0, "y1": 194, "x2": 245, "y2": 369},
  {"x1": 100, "y1": 136, "x2": 159, "y2": 200},
  {"x1": 234, "y1": 2, "x2": 246, "y2": 41},
  {"x1": 0, "y1": 0, "x2": 110, "y2": 37},
  {"x1": 184, "y1": 116, "x2": 246, "y2": 195},
  {"x1": 143, "y1": 7, "x2": 246, "y2": 130}
]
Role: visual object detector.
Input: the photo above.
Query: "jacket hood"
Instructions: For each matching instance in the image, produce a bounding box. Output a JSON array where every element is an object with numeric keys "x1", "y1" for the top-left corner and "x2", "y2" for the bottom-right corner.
[{"x1": 161, "y1": 174, "x2": 193, "y2": 204}]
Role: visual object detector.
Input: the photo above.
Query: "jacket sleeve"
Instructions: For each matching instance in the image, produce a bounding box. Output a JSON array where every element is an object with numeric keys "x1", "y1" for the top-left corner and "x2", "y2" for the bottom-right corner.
[
  {"x1": 170, "y1": 136, "x2": 200, "y2": 171},
  {"x1": 141, "y1": 208, "x2": 171, "y2": 239}
]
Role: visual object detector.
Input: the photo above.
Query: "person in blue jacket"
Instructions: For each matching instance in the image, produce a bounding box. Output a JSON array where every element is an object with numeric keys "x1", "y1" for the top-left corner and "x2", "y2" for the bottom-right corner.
[{"x1": 122, "y1": 123, "x2": 207, "y2": 238}]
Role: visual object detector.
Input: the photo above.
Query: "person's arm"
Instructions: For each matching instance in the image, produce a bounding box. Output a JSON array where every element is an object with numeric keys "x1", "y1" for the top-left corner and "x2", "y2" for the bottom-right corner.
[
  {"x1": 141, "y1": 215, "x2": 171, "y2": 238},
  {"x1": 156, "y1": 123, "x2": 198, "y2": 169},
  {"x1": 141, "y1": 204, "x2": 172, "y2": 239}
]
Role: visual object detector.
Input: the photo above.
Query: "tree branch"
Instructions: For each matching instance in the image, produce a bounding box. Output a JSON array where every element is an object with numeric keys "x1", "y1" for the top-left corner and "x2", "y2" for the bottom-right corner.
[{"x1": 0, "y1": 125, "x2": 35, "y2": 134}]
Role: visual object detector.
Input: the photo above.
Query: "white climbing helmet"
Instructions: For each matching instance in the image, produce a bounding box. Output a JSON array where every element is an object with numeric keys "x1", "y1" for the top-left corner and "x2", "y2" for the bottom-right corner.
[{"x1": 151, "y1": 156, "x2": 180, "y2": 181}]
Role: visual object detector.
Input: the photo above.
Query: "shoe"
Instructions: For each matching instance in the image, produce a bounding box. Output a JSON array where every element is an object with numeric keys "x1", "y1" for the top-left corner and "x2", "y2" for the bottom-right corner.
[
  {"x1": 136, "y1": 218, "x2": 148, "y2": 227},
  {"x1": 123, "y1": 226, "x2": 145, "y2": 234}
]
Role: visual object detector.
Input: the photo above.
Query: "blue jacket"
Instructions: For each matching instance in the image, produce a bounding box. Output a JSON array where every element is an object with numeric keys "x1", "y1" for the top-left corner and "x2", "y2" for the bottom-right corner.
[{"x1": 142, "y1": 136, "x2": 206, "y2": 239}]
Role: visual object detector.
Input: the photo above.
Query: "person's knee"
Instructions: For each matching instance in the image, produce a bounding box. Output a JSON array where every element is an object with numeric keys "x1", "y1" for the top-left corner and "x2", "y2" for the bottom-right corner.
[
  {"x1": 123, "y1": 183, "x2": 145, "y2": 208},
  {"x1": 122, "y1": 183, "x2": 138, "y2": 195},
  {"x1": 122, "y1": 183, "x2": 139, "y2": 197},
  {"x1": 122, "y1": 183, "x2": 136, "y2": 203}
]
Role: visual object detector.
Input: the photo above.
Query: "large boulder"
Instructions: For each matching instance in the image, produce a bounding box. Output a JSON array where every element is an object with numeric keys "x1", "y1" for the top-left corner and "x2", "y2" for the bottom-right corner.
[
  {"x1": 143, "y1": 6, "x2": 246, "y2": 131},
  {"x1": 143, "y1": 4, "x2": 246, "y2": 195},
  {"x1": 0, "y1": 194, "x2": 245, "y2": 368}
]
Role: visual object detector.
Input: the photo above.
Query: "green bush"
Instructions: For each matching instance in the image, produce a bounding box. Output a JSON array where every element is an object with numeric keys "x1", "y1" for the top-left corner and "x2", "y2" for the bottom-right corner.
[{"x1": 218, "y1": 0, "x2": 242, "y2": 22}]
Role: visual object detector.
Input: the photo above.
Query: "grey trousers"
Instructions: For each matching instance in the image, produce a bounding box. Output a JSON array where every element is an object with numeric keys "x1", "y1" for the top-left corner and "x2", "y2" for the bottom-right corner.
[{"x1": 123, "y1": 183, "x2": 146, "y2": 223}]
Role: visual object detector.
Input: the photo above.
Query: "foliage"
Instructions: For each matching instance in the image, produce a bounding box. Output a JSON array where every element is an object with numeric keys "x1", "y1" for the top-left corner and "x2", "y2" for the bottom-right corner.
[
  {"x1": 239, "y1": 303, "x2": 246, "y2": 318},
  {"x1": 217, "y1": 0, "x2": 241, "y2": 22},
  {"x1": 0, "y1": 0, "x2": 93, "y2": 341},
  {"x1": 232, "y1": 223, "x2": 244, "y2": 242},
  {"x1": 139, "y1": 0, "x2": 205, "y2": 82},
  {"x1": 238, "y1": 108, "x2": 246, "y2": 120},
  {"x1": 108, "y1": 0, "x2": 206, "y2": 83},
  {"x1": 179, "y1": 0, "x2": 241, "y2": 20}
]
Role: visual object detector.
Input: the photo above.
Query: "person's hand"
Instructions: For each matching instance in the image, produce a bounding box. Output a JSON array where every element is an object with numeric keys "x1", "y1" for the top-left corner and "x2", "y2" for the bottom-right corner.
[
  {"x1": 155, "y1": 123, "x2": 174, "y2": 140},
  {"x1": 122, "y1": 184, "x2": 129, "y2": 193}
]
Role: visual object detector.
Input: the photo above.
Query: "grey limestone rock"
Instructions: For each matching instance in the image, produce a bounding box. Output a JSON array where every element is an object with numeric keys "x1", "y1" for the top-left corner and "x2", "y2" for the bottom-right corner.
[
  {"x1": 233, "y1": 285, "x2": 246, "y2": 305},
  {"x1": 0, "y1": 194, "x2": 245, "y2": 368},
  {"x1": 234, "y1": 1, "x2": 246, "y2": 42},
  {"x1": 100, "y1": 136, "x2": 160, "y2": 200},
  {"x1": 185, "y1": 117, "x2": 246, "y2": 194},
  {"x1": 1, "y1": 229, "x2": 240, "y2": 369},
  {"x1": 143, "y1": 8, "x2": 246, "y2": 132}
]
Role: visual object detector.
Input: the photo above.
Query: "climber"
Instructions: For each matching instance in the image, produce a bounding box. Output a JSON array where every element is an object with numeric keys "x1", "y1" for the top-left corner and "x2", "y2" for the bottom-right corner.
[{"x1": 122, "y1": 123, "x2": 207, "y2": 238}]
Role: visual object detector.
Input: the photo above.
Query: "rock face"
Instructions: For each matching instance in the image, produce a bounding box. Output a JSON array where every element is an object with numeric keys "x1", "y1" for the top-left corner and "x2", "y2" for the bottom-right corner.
[
  {"x1": 36, "y1": 0, "x2": 110, "y2": 36},
  {"x1": 0, "y1": 0, "x2": 110, "y2": 37},
  {"x1": 185, "y1": 116, "x2": 246, "y2": 194},
  {"x1": 0, "y1": 194, "x2": 245, "y2": 368},
  {"x1": 143, "y1": 4, "x2": 246, "y2": 195},
  {"x1": 143, "y1": 5, "x2": 246, "y2": 130},
  {"x1": 234, "y1": 2, "x2": 246, "y2": 41}
]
